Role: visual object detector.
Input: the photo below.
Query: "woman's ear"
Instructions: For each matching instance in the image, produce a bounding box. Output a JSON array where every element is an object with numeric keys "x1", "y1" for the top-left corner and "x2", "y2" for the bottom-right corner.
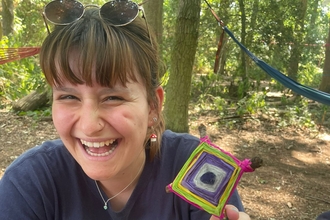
[
  {"x1": 155, "y1": 86, "x2": 164, "y2": 112},
  {"x1": 148, "y1": 86, "x2": 164, "y2": 126}
]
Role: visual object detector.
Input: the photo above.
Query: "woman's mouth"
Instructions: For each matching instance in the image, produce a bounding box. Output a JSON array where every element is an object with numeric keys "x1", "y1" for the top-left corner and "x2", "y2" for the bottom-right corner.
[{"x1": 80, "y1": 139, "x2": 118, "y2": 157}]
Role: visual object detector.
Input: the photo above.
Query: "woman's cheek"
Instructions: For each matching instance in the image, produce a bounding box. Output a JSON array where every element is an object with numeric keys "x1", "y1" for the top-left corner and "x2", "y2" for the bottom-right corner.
[{"x1": 52, "y1": 105, "x2": 75, "y2": 131}]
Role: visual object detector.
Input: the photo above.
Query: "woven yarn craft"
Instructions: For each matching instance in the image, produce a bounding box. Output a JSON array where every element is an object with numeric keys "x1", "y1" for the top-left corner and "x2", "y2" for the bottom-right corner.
[{"x1": 167, "y1": 137, "x2": 255, "y2": 219}]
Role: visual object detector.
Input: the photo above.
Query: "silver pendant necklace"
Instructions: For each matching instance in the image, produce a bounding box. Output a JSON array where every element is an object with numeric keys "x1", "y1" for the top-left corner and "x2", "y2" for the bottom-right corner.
[{"x1": 95, "y1": 161, "x2": 145, "y2": 210}]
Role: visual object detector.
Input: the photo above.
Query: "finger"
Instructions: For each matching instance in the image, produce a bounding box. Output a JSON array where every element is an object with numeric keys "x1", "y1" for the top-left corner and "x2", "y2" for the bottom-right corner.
[
  {"x1": 238, "y1": 212, "x2": 250, "y2": 220},
  {"x1": 209, "y1": 215, "x2": 220, "y2": 220},
  {"x1": 224, "y1": 205, "x2": 239, "y2": 220}
]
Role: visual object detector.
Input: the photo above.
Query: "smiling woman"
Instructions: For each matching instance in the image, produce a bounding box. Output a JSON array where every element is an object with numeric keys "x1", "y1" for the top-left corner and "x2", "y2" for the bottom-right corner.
[{"x1": 0, "y1": 1, "x2": 248, "y2": 220}]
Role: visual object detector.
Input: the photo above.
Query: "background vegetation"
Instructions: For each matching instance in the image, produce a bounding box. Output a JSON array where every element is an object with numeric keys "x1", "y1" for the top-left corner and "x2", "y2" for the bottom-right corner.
[{"x1": 1, "y1": 0, "x2": 330, "y2": 132}]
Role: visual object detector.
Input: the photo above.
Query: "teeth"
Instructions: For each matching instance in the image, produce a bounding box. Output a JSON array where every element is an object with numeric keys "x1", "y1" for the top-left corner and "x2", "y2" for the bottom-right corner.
[
  {"x1": 80, "y1": 139, "x2": 115, "y2": 148},
  {"x1": 85, "y1": 146, "x2": 116, "y2": 157}
]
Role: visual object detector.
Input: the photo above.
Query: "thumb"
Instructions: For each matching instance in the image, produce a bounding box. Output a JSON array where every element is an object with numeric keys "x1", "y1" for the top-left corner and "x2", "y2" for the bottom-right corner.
[
  {"x1": 209, "y1": 205, "x2": 239, "y2": 220},
  {"x1": 224, "y1": 205, "x2": 240, "y2": 220},
  {"x1": 209, "y1": 215, "x2": 220, "y2": 220}
]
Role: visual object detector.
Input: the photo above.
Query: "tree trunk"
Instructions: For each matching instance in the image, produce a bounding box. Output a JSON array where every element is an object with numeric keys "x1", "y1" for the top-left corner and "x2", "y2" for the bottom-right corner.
[
  {"x1": 216, "y1": 0, "x2": 231, "y2": 75},
  {"x1": 143, "y1": 0, "x2": 164, "y2": 47},
  {"x1": 143, "y1": 0, "x2": 165, "y2": 76},
  {"x1": 12, "y1": 91, "x2": 49, "y2": 112},
  {"x1": 218, "y1": 37, "x2": 228, "y2": 75},
  {"x1": 163, "y1": 0, "x2": 201, "y2": 133},
  {"x1": 2, "y1": 0, "x2": 14, "y2": 36},
  {"x1": 319, "y1": 21, "x2": 330, "y2": 93}
]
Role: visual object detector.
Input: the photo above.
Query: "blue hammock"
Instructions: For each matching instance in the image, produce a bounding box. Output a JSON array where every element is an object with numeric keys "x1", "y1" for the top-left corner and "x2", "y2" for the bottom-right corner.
[{"x1": 223, "y1": 26, "x2": 330, "y2": 106}]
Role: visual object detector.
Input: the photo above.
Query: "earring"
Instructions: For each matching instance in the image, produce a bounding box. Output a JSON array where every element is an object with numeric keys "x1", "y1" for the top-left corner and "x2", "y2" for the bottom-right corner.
[
  {"x1": 149, "y1": 117, "x2": 158, "y2": 143},
  {"x1": 150, "y1": 133, "x2": 157, "y2": 142}
]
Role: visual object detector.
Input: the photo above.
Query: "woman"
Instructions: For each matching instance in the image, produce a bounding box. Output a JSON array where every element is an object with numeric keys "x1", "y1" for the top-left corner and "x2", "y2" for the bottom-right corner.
[{"x1": 0, "y1": 1, "x2": 250, "y2": 219}]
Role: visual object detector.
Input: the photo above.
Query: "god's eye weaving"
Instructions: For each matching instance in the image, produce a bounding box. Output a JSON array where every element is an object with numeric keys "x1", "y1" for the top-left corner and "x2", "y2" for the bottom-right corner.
[{"x1": 167, "y1": 138, "x2": 255, "y2": 218}]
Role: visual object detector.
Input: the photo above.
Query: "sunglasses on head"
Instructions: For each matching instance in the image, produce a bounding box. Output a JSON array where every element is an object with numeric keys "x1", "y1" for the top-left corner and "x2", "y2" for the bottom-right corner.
[{"x1": 42, "y1": 0, "x2": 152, "y2": 45}]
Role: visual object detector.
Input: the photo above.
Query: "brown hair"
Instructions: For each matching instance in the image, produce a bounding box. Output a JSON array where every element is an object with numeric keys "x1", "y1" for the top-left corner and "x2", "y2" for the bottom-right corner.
[{"x1": 40, "y1": 8, "x2": 165, "y2": 159}]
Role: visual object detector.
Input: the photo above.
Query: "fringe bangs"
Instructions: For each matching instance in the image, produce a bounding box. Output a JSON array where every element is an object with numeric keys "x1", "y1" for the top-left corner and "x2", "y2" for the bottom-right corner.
[{"x1": 41, "y1": 10, "x2": 138, "y2": 88}]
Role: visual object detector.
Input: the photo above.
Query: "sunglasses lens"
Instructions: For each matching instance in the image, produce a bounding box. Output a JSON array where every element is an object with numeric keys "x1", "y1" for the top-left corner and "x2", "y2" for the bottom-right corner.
[
  {"x1": 44, "y1": 0, "x2": 84, "y2": 25},
  {"x1": 100, "y1": 1, "x2": 139, "y2": 26}
]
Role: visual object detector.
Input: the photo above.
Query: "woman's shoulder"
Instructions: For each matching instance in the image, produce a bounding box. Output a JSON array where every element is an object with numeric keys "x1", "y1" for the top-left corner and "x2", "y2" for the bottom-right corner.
[
  {"x1": 0, "y1": 140, "x2": 94, "y2": 219},
  {"x1": 161, "y1": 130, "x2": 200, "y2": 148},
  {"x1": 160, "y1": 130, "x2": 200, "y2": 162},
  {"x1": 316, "y1": 211, "x2": 330, "y2": 220},
  {"x1": 4, "y1": 139, "x2": 74, "y2": 178}
]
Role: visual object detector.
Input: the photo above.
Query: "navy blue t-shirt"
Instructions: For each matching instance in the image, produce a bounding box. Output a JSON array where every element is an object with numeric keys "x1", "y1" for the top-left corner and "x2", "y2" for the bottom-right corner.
[
  {"x1": 316, "y1": 211, "x2": 330, "y2": 220},
  {"x1": 0, "y1": 130, "x2": 244, "y2": 219}
]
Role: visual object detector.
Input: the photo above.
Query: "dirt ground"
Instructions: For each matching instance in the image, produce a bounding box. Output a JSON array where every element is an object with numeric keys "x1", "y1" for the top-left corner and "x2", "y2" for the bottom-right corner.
[{"x1": 1, "y1": 109, "x2": 330, "y2": 220}]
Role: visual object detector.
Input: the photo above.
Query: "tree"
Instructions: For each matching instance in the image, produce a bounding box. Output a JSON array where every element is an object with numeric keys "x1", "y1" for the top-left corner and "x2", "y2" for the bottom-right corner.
[
  {"x1": 163, "y1": 0, "x2": 201, "y2": 132},
  {"x1": 143, "y1": 0, "x2": 165, "y2": 76},
  {"x1": 319, "y1": 20, "x2": 330, "y2": 93},
  {"x1": 215, "y1": 0, "x2": 232, "y2": 76},
  {"x1": 2, "y1": 0, "x2": 14, "y2": 36},
  {"x1": 143, "y1": 0, "x2": 164, "y2": 47}
]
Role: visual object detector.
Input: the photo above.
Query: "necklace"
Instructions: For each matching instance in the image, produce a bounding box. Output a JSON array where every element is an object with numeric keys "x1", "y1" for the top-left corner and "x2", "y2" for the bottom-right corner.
[{"x1": 95, "y1": 161, "x2": 145, "y2": 210}]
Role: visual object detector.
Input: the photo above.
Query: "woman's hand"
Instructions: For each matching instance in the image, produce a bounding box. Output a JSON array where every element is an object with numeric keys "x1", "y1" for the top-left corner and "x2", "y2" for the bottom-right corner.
[{"x1": 209, "y1": 205, "x2": 251, "y2": 220}]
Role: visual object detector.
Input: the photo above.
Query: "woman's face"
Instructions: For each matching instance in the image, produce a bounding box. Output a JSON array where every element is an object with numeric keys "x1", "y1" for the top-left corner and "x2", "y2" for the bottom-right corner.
[{"x1": 51, "y1": 54, "x2": 159, "y2": 181}]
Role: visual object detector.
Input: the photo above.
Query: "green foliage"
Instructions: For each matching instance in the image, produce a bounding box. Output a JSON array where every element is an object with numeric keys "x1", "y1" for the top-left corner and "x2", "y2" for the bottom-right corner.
[
  {"x1": 0, "y1": 36, "x2": 44, "y2": 103},
  {"x1": 190, "y1": 68, "x2": 324, "y2": 131},
  {"x1": 276, "y1": 98, "x2": 317, "y2": 130},
  {"x1": 191, "y1": 72, "x2": 226, "y2": 101},
  {"x1": 162, "y1": 0, "x2": 178, "y2": 65},
  {"x1": 191, "y1": 71, "x2": 267, "y2": 116},
  {"x1": 14, "y1": 0, "x2": 49, "y2": 45},
  {"x1": 194, "y1": 0, "x2": 329, "y2": 96},
  {"x1": 186, "y1": 0, "x2": 329, "y2": 132},
  {"x1": 0, "y1": 0, "x2": 329, "y2": 130},
  {"x1": 0, "y1": 0, "x2": 47, "y2": 107},
  {"x1": 298, "y1": 63, "x2": 323, "y2": 88},
  {"x1": 190, "y1": 72, "x2": 229, "y2": 119},
  {"x1": 17, "y1": 107, "x2": 52, "y2": 120},
  {"x1": 236, "y1": 91, "x2": 267, "y2": 116}
]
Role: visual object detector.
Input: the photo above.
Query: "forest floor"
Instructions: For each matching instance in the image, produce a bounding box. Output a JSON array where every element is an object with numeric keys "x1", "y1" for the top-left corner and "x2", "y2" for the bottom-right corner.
[{"x1": 1, "y1": 107, "x2": 330, "y2": 220}]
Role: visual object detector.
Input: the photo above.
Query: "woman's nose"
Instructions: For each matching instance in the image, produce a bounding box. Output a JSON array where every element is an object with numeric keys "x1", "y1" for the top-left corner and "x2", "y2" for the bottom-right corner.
[{"x1": 79, "y1": 104, "x2": 105, "y2": 136}]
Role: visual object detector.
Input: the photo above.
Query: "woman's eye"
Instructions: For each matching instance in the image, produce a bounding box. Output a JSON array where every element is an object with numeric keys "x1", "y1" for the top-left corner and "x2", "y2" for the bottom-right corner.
[
  {"x1": 106, "y1": 96, "x2": 122, "y2": 101},
  {"x1": 59, "y1": 95, "x2": 78, "y2": 100}
]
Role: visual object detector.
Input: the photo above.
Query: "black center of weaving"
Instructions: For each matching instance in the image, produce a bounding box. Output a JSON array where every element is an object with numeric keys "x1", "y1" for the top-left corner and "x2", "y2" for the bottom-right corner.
[{"x1": 200, "y1": 172, "x2": 216, "y2": 185}]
